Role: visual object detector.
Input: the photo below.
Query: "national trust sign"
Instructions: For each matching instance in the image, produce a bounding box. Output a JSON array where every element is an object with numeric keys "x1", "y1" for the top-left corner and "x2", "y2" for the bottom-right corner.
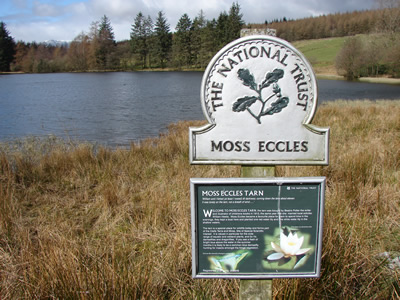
[{"x1": 190, "y1": 35, "x2": 330, "y2": 165}]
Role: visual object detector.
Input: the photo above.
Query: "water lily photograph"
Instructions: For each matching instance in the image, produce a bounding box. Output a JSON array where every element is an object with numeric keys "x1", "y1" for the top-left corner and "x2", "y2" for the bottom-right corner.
[{"x1": 263, "y1": 227, "x2": 315, "y2": 271}]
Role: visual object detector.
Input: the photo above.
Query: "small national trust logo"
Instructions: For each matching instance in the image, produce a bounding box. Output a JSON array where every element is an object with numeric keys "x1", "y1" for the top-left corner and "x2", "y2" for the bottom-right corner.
[
  {"x1": 232, "y1": 68, "x2": 288, "y2": 124},
  {"x1": 190, "y1": 35, "x2": 329, "y2": 165}
]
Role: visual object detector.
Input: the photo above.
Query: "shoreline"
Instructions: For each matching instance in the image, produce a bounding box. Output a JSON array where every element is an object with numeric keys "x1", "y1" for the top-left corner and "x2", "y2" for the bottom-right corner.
[
  {"x1": 316, "y1": 73, "x2": 400, "y2": 85},
  {"x1": 2, "y1": 70, "x2": 400, "y2": 85}
]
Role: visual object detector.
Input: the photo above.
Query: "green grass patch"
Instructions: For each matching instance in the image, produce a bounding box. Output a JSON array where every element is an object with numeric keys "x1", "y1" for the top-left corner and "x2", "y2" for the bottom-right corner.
[{"x1": 293, "y1": 36, "x2": 347, "y2": 73}]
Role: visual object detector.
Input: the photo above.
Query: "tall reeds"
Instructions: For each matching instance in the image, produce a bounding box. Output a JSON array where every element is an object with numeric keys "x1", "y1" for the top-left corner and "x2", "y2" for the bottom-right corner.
[{"x1": 0, "y1": 101, "x2": 399, "y2": 299}]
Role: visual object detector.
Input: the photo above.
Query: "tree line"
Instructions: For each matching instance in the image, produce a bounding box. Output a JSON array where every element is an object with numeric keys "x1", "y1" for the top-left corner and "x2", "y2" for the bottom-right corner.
[
  {"x1": 0, "y1": 3, "x2": 244, "y2": 73},
  {"x1": 260, "y1": 10, "x2": 383, "y2": 41},
  {"x1": 1, "y1": 1, "x2": 399, "y2": 78}
]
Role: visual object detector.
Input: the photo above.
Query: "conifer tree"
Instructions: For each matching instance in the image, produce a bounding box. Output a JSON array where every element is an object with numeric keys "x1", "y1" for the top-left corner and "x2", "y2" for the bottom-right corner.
[
  {"x1": 173, "y1": 14, "x2": 193, "y2": 67},
  {"x1": 227, "y1": 2, "x2": 244, "y2": 41},
  {"x1": 0, "y1": 21, "x2": 16, "y2": 72},
  {"x1": 216, "y1": 11, "x2": 229, "y2": 47},
  {"x1": 192, "y1": 10, "x2": 207, "y2": 68},
  {"x1": 131, "y1": 12, "x2": 153, "y2": 68},
  {"x1": 154, "y1": 11, "x2": 172, "y2": 68},
  {"x1": 96, "y1": 15, "x2": 116, "y2": 68}
]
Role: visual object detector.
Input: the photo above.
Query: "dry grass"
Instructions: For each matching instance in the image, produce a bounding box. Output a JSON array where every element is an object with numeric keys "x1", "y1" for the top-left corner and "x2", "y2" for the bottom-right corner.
[{"x1": 1, "y1": 100, "x2": 399, "y2": 299}]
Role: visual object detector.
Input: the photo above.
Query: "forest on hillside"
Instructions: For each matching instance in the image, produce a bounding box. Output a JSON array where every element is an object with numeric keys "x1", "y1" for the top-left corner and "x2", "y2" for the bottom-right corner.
[
  {"x1": 256, "y1": 9, "x2": 397, "y2": 41},
  {"x1": 0, "y1": 1, "x2": 399, "y2": 78},
  {"x1": 251, "y1": 6, "x2": 400, "y2": 78}
]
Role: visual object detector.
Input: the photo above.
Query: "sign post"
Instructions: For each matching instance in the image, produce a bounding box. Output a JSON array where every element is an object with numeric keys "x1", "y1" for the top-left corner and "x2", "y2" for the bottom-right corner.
[{"x1": 189, "y1": 34, "x2": 329, "y2": 299}]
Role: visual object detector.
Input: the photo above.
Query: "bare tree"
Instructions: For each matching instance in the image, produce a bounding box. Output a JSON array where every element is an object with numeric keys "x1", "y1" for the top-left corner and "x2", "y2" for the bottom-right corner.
[
  {"x1": 376, "y1": 0, "x2": 400, "y2": 35},
  {"x1": 336, "y1": 37, "x2": 366, "y2": 80}
]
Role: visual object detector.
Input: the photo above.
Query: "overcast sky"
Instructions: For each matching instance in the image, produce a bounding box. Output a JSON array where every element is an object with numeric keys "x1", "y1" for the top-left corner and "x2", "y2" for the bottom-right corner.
[{"x1": 1, "y1": 0, "x2": 377, "y2": 43}]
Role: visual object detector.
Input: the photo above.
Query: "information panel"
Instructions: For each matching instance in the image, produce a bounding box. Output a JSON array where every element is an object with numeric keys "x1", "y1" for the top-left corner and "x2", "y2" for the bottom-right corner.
[{"x1": 190, "y1": 177, "x2": 325, "y2": 279}]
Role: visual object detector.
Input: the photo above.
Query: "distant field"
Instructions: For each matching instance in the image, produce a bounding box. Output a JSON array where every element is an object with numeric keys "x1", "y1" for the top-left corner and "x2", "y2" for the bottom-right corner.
[
  {"x1": 293, "y1": 36, "x2": 347, "y2": 75},
  {"x1": 292, "y1": 35, "x2": 400, "y2": 84}
]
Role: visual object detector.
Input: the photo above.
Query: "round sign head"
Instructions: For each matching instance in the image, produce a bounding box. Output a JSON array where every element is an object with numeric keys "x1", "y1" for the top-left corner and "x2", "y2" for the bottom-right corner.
[{"x1": 190, "y1": 35, "x2": 329, "y2": 165}]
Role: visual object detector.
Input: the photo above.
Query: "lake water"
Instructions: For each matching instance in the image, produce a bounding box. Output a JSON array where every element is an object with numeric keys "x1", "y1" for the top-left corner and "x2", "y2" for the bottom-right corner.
[{"x1": 1, "y1": 72, "x2": 399, "y2": 147}]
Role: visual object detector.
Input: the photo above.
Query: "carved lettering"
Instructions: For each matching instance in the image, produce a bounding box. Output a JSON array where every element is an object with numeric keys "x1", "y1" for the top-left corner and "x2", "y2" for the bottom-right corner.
[
  {"x1": 260, "y1": 46, "x2": 271, "y2": 58},
  {"x1": 217, "y1": 63, "x2": 231, "y2": 77},
  {"x1": 249, "y1": 46, "x2": 260, "y2": 57},
  {"x1": 210, "y1": 81, "x2": 224, "y2": 111},
  {"x1": 258, "y1": 141, "x2": 309, "y2": 152},
  {"x1": 217, "y1": 45, "x2": 290, "y2": 79},
  {"x1": 291, "y1": 63, "x2": 309, "y2": 111},
  {"x1": 211, "y1": 140, "x2": 251, "y2": 152},
  {"x1": 270, "y1": 50, "x2": 288, "y2": 66},
  {"x1": 233, "y1": 51, "x2": 244, "y2": 62},
  {"x1": 228, "y1": 58, "x2": 239, "y2": 69}
]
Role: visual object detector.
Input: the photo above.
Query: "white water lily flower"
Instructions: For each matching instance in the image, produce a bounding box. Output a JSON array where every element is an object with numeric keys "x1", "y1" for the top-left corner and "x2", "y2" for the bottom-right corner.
[{"x1": 267, "y1": 231, "x2": 311, "y2": 260}]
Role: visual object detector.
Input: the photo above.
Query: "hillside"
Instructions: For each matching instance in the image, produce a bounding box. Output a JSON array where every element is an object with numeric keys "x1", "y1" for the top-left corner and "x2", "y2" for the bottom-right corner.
[
  {"x1": 290, "y1": 35, "x2": 400, "y2": 83},
  {"x1": 247, "y1": 6, "x2": 400, "y2": 80},
  {"x1": 293, "y1": 37, "x2": 346, "y2": 76}
]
